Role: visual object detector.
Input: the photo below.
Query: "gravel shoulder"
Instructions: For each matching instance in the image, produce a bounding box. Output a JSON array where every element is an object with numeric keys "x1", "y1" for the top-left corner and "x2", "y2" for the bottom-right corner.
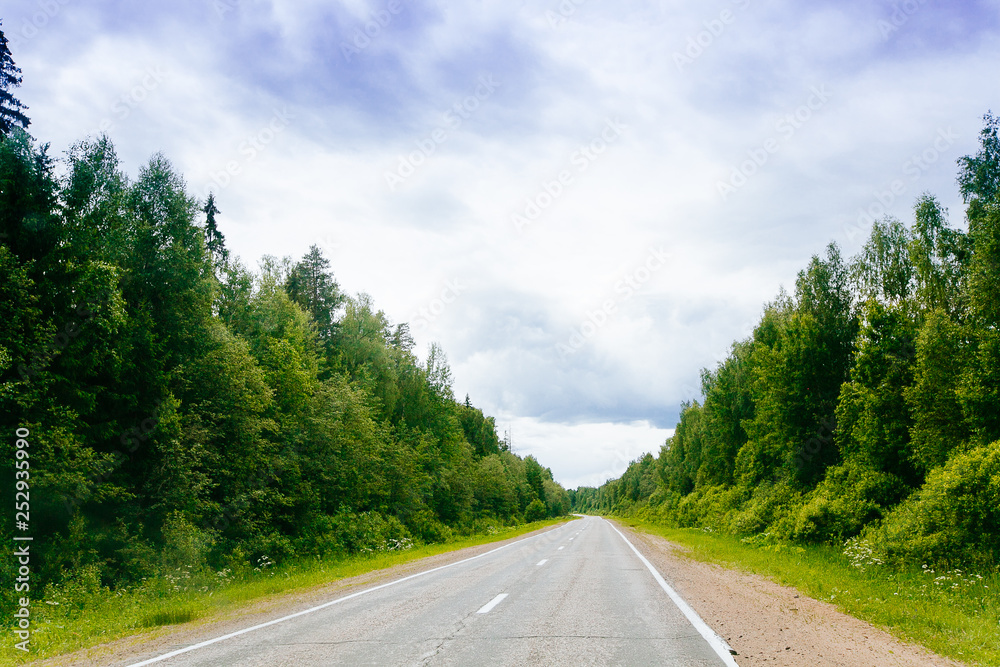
[
  {"x1": 614, "y1": 520, "x2": 964, "y2": 667},
  {"x1": 31, "y1": 522, "x2": 569, "y2": 667}
]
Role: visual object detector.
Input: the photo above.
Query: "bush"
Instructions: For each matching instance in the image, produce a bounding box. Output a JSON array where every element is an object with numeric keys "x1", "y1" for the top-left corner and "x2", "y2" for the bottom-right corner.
[
  {"x1": 403, "y1": 509, "x2": 452, "y2": 544},
  {"x1": 42, "y1": 563, "x2": 108, "y2": 617},
  {"x1": 524, "y1": 498, "x2": 546, "y2": 522},
  {"x1": 161, "y1": 512, "x2": 214, "y2": 573},
  {"x1": 319, "y1": 511, "x2": 413, "y2": 554},
  {"x1": 867, "y1": 441, "x2": 1000, "y2": 569},
  {"x1": 727, "y1": 482, "x2": 801, "y2": 535},
  {"x1": 791, "y1": 464, "x2": 909, "y2": 543},
  {"x1": 240, "y1": 532, "x2": 295, "y2": 568}
]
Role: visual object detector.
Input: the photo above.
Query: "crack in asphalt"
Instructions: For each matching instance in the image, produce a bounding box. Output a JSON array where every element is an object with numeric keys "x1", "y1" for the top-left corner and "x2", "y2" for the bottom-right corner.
[{"x1": 417, "y1": 610, "x2": 478, "y2": 665}]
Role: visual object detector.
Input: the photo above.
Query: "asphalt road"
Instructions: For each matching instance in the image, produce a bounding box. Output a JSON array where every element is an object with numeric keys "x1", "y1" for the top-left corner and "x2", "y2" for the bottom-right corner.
[{"x1": 128, "y1": 516, "x2": 737, "y2": 666}]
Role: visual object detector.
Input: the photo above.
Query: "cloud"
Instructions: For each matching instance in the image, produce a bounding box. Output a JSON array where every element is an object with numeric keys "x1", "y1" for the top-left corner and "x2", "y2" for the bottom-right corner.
[{"x1": 7, "y1": 0, "x2": 1000, "y2": 489}]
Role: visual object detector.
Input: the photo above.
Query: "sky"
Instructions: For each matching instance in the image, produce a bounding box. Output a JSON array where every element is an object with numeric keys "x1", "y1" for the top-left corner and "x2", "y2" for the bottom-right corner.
[{"x1": 6, "y1": 0, "x2": 999, "y2": 489}]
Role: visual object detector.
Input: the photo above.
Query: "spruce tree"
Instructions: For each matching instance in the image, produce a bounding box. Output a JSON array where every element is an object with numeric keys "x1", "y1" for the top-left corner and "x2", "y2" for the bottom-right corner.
[
  {"x1": 285, "y1": 245, "x2": 344, "y2": 341},
  {"x1": 0, "y1": 21, "x2": 30, "y2": 137},
  {"x1": 202, "y1": 193, "x2": 229, "y2": 269}
]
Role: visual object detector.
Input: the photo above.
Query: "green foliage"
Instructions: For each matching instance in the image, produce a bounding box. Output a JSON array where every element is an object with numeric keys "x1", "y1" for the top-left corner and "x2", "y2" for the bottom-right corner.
[
  {"x1": 284, "y1": 244, "x2": 344, "y2": 345},
  {"x1": 0, "y1": 131, "x2": 569, "y2": 630},
  {"x1": 790, "y1": 463, "x2": 908, "y2": 543},
  {"x1": 728, "y1": 481, "x2": 801, "y2": 536},
  {"x1": 865, "y1": 442, "x2": 1000, "y2": 569},
  {"x1": 572, "y1": 113, "x2": 1000, "y2": 574},
  {"x1": 0, "y1": 23, "x2": 30, "y2": 135},
  {"x1": 660, "y1": 402, "x2": 703, "y2": 494},
  {"x1": 472, "y1": 454, "x2": 518, "y2": 518},
  {"x1": 834, "y1": 300, "x2": 918, "y2": 484},
  {"x1": 958, "y1": 329, "x2": 1000, "y2": 448},
  {"x1": 909, "y1": 195, "x2": 968, "y2": 315},
  {"x1": 957, "y1": 111, "x2": 1000, "y2": 210},
  {"x1": 458, "y1": 399, "x2": 505, "y2": 457},
  {"x1": 696, "y1": 341, "x2": 754, "y2": 487},
  {"x1": 160, "y1": 512, "x2": 214, "y2": 573},
  {"x1": 524, "y1": 498, "x2": 546, "y2": 522},
  {"x1": 905, "y1": 310, "x2": 969, "y2": 472},
  {"x1": 312, "y1": 511, "x2": 412, "y2": 556}
]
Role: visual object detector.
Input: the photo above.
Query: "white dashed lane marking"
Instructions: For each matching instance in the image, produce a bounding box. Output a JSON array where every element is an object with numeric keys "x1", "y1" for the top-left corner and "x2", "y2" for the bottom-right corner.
[{"x1": 476, "y1": 593, "x2": 508, "y2": 614}]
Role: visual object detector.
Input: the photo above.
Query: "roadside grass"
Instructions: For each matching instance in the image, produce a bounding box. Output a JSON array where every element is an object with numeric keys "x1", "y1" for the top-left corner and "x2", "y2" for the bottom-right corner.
[
  {"x1": 1, "y1": 517, "x2": 575, "y2": 665},
  {"x1": 619, "y1": 518, "x2": 1000, "y2": 667}
]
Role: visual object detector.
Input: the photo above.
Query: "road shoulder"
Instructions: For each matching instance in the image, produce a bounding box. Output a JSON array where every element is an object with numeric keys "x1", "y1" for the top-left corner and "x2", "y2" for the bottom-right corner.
[{"x1": 612, "y1": 520, "x2": 964, "y2": 667}]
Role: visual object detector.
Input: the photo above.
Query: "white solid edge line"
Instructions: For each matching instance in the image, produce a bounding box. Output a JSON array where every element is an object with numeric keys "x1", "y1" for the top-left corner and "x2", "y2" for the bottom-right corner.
[
  {"x1": 607, "y1": 520, "x2": 740, "y2": 667},
  {"x1": 125, "y1": 527, "x2": 563, "y2": 667},
  {"x1": 476, "y1": 593, "x2": 508, "y2": 614}
]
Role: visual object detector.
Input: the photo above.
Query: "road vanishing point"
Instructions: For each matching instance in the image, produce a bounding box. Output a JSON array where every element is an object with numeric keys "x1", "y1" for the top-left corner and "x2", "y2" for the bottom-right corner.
[{"x1": 125, "y1": 516, "x2": 739, "y2": 666}]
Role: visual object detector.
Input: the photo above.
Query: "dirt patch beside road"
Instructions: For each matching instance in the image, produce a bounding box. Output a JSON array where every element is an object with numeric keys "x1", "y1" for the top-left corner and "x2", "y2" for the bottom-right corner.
[{"x1": 615, "y1": 521, "x2": 964, "y2": 667}]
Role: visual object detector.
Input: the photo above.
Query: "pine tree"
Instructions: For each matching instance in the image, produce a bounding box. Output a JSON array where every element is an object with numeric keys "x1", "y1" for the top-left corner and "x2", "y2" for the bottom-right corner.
[{"x1": 0, "y1": 21, "x2": 30, "y2": 137}]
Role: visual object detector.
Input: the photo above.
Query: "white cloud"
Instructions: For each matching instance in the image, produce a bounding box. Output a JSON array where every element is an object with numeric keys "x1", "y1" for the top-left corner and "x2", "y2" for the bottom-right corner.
[{"x1": 8, "y1": 0, "x2": 999, "y2": 489}]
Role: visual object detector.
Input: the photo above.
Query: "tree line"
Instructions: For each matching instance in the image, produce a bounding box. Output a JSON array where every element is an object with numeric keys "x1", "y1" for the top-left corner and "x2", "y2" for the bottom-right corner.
[
  {"x1": 0, "y1": 29, "x2": 568, "y2": 609},
  {"x1": 573, "y1": 113, "x2": 1000, "y2": 571}
]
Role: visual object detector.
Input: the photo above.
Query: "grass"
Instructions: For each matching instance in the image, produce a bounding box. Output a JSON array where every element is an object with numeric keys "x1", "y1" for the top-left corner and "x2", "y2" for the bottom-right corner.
[
  {"x1": 618, "y1": 517, "x2": 1000, "y2": 667},
  {"x1": 0, "y1": 517, "x2": 576, "y2": 666}
]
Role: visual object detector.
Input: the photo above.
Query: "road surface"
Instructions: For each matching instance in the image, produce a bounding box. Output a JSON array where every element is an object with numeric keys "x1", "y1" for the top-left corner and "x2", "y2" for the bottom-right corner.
[{"x1": 126, "y1": 516, "x2": 737, "y2": 666}]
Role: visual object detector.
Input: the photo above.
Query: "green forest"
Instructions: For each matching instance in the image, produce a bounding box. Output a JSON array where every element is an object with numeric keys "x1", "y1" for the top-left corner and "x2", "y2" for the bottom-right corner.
[
  {"x1": 0, "y1": 93, "x2": 569, "y2": 620},
  {"x1": 573, "y1": 113, "x2": 1000, "y2": 572}
]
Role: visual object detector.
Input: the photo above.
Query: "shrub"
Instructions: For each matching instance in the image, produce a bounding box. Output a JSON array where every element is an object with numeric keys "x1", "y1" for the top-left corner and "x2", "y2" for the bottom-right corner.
[
  {"x1": 727, "y1": 482, "x2": 801, "y2": 535},
  {"x1": 791, "y1": 463, "x2": 909, "y2": 543},
  {"x1": 867, "y1": 441, "x2": 1000, "y2": 569},
  {"x1": 403, "y1": 509, "x2": 452, "y2": 544},
  {"x1": 524, "y1": 498, "x2": 546, "y2": 522},
  {"x1": 161, "y1": 512, "x2": 214, "y2": 573}
]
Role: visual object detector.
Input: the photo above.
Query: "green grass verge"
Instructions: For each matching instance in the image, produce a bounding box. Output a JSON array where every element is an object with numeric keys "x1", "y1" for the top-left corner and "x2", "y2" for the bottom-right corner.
[
  {"x1": 1, "y1": 517, "x2": 576, "y2": 665},
  {"x1": 617, "y1": 517, "x2": 1000, "y2": 667}
]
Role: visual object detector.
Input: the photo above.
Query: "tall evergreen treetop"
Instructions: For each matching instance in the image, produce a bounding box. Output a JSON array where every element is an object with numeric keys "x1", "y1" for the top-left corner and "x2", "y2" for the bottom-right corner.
[
  {"x1": 0, "y1": 21, "x2": 30, "y2": 137},
  {"x1": 202, "y1": 193, "x2": 228, "y2": 269},
  {"x1": 285, "y1": 244, "x2": 344, "y2": 341}
]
